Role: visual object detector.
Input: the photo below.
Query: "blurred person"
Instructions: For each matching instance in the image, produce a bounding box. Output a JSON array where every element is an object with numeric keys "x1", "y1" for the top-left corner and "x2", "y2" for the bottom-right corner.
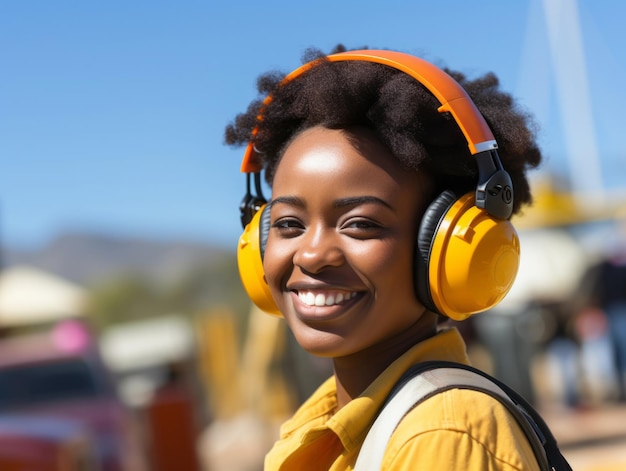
[
  {"x1": 573, "y1": 305, "x2": 619, "y2": 403},
  {"x1": 543, "y1": 303, "x2": 583, "y2": 408},
  {"x1": 583, "y1": 250, "x2": 626, "y2": 402},
  {"x1": 144, "y1": 362, "x2": 201, "y2": 471},
  {"x1": 226, "y1": 45, "x2": 547, "y2": 469},
  {"x1": 473, "y1": 304, "x2": 543, "y2": 405}
]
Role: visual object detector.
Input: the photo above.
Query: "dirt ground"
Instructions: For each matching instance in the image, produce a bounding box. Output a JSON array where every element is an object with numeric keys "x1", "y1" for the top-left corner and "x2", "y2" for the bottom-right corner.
[{"x1": 541, "y1": 403, "x2": 626, "y2": 471}]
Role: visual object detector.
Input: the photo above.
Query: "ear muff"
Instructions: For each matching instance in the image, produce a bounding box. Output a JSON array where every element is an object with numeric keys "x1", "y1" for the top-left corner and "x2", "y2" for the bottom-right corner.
[
  {"x1": 237, "y1": 49, "x2": 519, "y2": 319},
  {"x1": 237, "y1": 204, "x2": 280, "y2": 315},
  {"x1": 416, "y1": 191, "x2": 520, "y2": 321}
]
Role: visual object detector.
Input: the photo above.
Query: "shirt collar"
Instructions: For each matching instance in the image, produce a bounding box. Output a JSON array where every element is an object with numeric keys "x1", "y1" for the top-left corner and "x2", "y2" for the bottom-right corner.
[{"x1": 281, "y1": 327, "x2": 470, "y2": 452}]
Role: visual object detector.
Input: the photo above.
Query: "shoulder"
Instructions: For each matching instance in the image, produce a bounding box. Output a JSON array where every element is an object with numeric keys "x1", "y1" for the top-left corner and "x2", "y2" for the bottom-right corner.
[{"x1": 383, "y1": 388, "x2": 541, "y2": 470}]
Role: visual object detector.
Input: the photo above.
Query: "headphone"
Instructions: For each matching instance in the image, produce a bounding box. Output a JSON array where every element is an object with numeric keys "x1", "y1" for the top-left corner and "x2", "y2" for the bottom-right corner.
[{"x1": 237, "y1": 50, "x2": 520, "y2": 321}]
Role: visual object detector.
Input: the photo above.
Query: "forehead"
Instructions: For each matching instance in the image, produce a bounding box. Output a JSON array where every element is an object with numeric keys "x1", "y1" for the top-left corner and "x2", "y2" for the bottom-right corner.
[
  {"x1": 273, "y1": 126, "x2": 419, "y2": 189},
  {"x1": 270, "y1": 126, "x2": 434, "y2": 220}
]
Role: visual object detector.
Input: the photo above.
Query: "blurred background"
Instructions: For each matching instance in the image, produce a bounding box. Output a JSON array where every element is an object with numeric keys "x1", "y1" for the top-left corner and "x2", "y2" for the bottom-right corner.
[{"x1": 1, "y1": 0, "x2": 625, "y2": 470}]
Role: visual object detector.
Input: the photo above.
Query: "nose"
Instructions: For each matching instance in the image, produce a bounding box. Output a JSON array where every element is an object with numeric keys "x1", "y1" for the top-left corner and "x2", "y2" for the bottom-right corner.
[{"x1": 292, "y1": 225, "x2": 344, "y2": 274}]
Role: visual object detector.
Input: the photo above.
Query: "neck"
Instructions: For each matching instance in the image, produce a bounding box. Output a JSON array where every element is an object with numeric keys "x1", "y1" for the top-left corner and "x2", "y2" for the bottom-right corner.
[{"x1": 332, "y1": 310, "x2": 439, "y2": 409}]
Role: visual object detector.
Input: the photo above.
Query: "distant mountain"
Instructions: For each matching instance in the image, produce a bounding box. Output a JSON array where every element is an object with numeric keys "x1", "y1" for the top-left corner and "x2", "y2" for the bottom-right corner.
[{"x1": 2, "y1": 232, "x2": 235, "y2": 287}]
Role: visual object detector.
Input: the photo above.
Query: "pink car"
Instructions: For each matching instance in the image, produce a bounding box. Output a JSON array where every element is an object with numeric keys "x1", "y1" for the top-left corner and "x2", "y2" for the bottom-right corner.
[
  {"x1": 0, "y1": 415, "x2": 97, "y2": 470},
  {"x1": 0, "y1": 321, "x2": 148, "y2": 471}
]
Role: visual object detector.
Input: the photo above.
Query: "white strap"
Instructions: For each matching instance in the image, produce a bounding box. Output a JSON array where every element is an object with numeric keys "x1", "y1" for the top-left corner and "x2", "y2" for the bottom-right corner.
[{"x1": 353, "y1": 368, "x2": 513, "y2": 471}]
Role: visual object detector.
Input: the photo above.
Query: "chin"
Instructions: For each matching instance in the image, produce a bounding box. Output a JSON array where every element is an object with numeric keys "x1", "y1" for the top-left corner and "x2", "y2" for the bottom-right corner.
[{"x1": 290, "y1": 327, "x2": 354, "y2": 359}]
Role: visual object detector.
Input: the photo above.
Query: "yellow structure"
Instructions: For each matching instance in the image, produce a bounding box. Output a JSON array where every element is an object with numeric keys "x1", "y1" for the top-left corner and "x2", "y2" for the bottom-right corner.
[{"x1": 514, "y1": 177, "x2": 626, "y2": 229}]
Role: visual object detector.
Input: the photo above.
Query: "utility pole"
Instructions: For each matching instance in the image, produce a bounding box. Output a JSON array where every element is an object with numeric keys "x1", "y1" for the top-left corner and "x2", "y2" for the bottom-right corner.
[{"x1": 542, "y1": 0, "x2": 604, "y2": 202}]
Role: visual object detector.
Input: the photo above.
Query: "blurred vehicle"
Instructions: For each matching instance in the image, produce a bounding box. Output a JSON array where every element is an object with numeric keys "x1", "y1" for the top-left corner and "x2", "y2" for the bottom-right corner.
[
  {"x1": 0, "y1": 415, "x2": 97, "y2": 470},
  {"x1": 0, "y1": 320, "x2": 148, "y2": 471}
]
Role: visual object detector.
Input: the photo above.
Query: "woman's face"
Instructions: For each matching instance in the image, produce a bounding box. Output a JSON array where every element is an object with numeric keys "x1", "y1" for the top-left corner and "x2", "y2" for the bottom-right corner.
[{"x1": 264, "y1": 126, "x2": 434, "y2": 359}]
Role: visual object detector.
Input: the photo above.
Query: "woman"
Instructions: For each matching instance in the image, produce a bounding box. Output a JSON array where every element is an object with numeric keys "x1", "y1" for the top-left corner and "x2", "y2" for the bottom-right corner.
[{"x1": 226, "y1": 44, "x2": 542, "y2": 470}]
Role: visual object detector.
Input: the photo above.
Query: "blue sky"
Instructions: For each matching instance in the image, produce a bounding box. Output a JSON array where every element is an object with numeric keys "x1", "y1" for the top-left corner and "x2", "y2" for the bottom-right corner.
[{"x1": 1, "y1": 0, "x2": 624, "y2": 251}]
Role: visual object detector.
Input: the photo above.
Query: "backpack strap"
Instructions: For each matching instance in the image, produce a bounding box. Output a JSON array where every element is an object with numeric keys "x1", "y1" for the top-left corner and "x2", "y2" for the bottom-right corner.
[{"x1": 354, "y1": 361, "x2": 570, "y2": 471}]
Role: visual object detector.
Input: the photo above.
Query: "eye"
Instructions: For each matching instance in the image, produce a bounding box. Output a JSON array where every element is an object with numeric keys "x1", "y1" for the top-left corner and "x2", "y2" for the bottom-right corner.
[
  {"x1": 341, "y1": 218, "x2": 385, "y2": 238},
  {"x1": 271, "y1": 217, "x2": 305, "y2": 237},
  {"x1": 345, "y1": 219, "x2": 378, "y2": 229}
]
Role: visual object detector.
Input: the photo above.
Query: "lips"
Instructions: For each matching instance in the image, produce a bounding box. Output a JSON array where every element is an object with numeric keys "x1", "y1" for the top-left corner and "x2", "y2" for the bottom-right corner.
[{"x1": 297, "y1": 290, "x2": 357, "y2": 307}]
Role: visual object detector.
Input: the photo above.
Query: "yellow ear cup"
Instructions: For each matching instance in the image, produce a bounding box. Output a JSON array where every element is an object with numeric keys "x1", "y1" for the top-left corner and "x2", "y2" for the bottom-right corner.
[
  {"x1": 237, "y1": 205, "x2": 281, "y2": 316},
  {"x1": 429, "y1": 193, "x2": 520, "y2": 320}
]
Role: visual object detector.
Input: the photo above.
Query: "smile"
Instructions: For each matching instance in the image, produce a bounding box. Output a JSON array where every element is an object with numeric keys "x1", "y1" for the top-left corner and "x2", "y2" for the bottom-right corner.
[{"x1": 297, "y1": 290, "x2": 357, "y2": 307}]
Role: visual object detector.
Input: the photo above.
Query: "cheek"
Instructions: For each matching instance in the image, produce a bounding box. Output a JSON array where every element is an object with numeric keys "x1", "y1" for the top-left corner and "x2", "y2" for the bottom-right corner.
[
  {"x1": 388, "y1": 231, "x2": 422, "y2": 298},
  {"x1": 262, "y1": 236, "x2": 292, "y2": 293},
  {"x1": 355, "y1": 238, "x2": 417, "y2": 294}
]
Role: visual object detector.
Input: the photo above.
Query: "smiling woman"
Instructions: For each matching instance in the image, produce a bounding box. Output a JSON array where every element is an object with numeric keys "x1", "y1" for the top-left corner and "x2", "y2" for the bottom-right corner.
[{"x1": 226, "y1": 45, "x2": 545, "y2": 470}]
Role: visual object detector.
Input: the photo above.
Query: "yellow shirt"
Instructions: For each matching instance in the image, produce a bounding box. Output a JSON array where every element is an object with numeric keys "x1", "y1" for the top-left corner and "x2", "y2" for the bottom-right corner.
[{"x1": 265, "y1": 328, "x2": 540, "y2": 470}]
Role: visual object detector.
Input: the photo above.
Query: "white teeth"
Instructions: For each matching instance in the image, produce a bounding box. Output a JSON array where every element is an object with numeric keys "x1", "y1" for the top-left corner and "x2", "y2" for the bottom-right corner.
[{"x1": 298, "y1": 291, "x2": 355, "y2": 307}]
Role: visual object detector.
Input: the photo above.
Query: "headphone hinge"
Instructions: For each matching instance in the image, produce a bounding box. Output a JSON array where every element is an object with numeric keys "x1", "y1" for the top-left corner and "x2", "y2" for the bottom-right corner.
[
  {"x1": 239, "y1": 172, "x2": 267, "y2": 228},
  {"x1": 474, "y1": 150, "x2": 514, "y2": 220}
]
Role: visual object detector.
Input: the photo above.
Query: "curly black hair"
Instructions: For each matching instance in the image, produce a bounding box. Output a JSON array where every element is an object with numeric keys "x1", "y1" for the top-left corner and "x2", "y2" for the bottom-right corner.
[{"x1": 225, "y1": 44, "x2": 542, "y2": 215}]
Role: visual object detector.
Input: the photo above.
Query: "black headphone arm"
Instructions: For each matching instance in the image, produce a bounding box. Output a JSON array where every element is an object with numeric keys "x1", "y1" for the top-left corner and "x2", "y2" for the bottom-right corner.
[
  {"x1": 239, "y1": 172, "x2": 267, "y2": 229},
  {"x1": 474, "y1": 150, "x2": 513, "y2": 220}
]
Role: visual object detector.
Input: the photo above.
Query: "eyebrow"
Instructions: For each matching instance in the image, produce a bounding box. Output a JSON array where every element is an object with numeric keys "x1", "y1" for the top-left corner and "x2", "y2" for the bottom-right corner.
[
  {"x1": 333, "y1": 196, "x2": 394, "y2": 211},
  {"x1": 268, "y1": 196, "x2": 305, "y2": 209},
  {"x1": 269, "y1": 195, "x2": 393, "y2": 211}
]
